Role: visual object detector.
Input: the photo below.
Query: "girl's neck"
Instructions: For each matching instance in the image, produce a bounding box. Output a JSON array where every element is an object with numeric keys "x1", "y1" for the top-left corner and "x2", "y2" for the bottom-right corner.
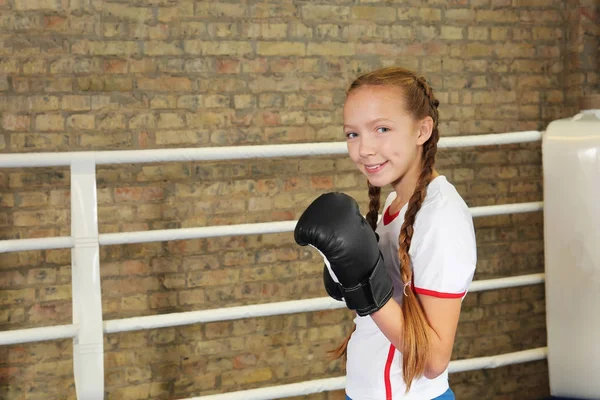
[{"x1": 389, "y1": 168, "x2": 439, "y2": 214}]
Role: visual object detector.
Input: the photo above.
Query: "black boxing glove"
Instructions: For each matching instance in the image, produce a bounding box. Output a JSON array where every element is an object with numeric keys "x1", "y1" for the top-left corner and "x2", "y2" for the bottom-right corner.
[
  {"x1": 295, "y1": 192, "x2": 393, "y2": 316},
  {"x1": 321, "y1": 232, "x2": 382, "y2": 302},
  {"x1": 323, "y1": 264, "x2": 343, "y2": 301}
]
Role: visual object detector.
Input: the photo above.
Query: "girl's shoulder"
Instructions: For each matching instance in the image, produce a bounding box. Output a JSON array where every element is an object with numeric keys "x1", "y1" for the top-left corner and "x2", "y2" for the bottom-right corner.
[
  {"x1": 378, "y1": 175, "x2": 472, "y2": 232},
  {"x1": 420, "y1": 175, "x2": 471, "y2": 220},
  {"x1": 410, "y1": 176, "x2": 476, "y2": 256},
  {"x1": 382, "y1": 175, "x2": 469, "y2": 215}
]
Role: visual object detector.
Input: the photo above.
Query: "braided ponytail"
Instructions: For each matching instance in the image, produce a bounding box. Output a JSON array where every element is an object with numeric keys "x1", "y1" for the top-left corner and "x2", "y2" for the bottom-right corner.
[
  {"x1": 399, "y1": 74, "x2": 440, "y2": 390},
  {"x1": 366, "y1": 182, "x2": 381, "y2": 230}
]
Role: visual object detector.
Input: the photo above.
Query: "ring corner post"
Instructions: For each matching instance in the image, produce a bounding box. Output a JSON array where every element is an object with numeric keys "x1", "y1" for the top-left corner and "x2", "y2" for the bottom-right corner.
[
  {"x1": 542, "y1": 107, "x2": 600, "y2": 398},
  {"x1": 70, "y1": 156, "x2": 105, "y2": 400}
]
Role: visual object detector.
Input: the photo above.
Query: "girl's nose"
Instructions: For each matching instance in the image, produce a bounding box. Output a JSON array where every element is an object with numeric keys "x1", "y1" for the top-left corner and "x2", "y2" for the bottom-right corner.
[{"x1": 358, "y1": 136, "x2": 376, "y2": 158}]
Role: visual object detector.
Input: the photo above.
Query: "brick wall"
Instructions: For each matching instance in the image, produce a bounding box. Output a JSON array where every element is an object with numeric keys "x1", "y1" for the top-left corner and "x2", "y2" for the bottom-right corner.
[
  {"x1": 565, "y1": 0, "x2": 599, "y2": 114},
  {"x1": 0, "y1": 0, "x2": 592, "y2": 399}
]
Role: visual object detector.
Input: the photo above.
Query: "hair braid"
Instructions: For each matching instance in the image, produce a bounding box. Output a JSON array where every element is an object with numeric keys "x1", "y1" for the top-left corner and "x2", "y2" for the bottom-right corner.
[
  {"x1": 395, "y1": 75, "x2": 440, "y2": 390},
  {"x1": 397, "y1": 141, "x2": 437, "y2": 389},
  {"x1": 366, "y1": 182, "x2": 381, "y2": 230},
  {"x1": 416, "y1": 76, "x2": 440, "y2": 111}
]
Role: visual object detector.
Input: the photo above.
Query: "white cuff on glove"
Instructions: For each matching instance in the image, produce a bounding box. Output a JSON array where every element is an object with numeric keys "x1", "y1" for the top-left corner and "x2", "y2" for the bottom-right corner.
[{"x1": 309, "y1": 244, "x2": 341, "y2": 284}]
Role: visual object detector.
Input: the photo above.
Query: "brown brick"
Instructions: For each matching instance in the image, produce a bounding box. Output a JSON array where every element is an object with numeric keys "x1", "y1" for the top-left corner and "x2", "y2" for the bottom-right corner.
[
  {"x1": 477, "y1": 9, "x2": 519, "y2": 22},
  {"x1": 0, "y1": 75, "x2": 9, "y2": 91},
  {"x1": 13, "y1": 0, "x2": 59, "y2": 10},
  {"x1": 491, "y1": 27, "x2": 510, "y2": 41},
  {"x1": 137, "y1": 77, "x2": 192, "y2": 92},
  {"x1": 73, "y1": 40, "x2": 140, "y2": 56},
  {"x1": 419, "y1": 8, "x2": 442, "y2": 21},
  {"x1": 143, "y1": 41, "x2": 184, "y2": 56},
  {"x1": 9, "y1": 142, "x2": 58, "y2": 162},
  {"x1": 101, "y1": 3, "x2": 153, "y2": 22},
  {"x1": 222, "y1": 367, "x2": 274, "y2": 386},
  {"x1": 61, "y1": 95, "x2": 91, "y2": 111},
  {"x1": 184, "y1": 40, "x2": 252, "y2": 56},
  {"x1": 157, "y1": 2, "x2": 194, "y2": 22},
  {"x1": 301, "y1": 5, "x2": 350, "y2": 22},
  {"x1": 178, "y1": 289, "x2": 205, "y2": 306},
  {"x1": 469, "y1": 27, "x2": 489, "y2": 40},
  {"x1": 352, "y1": 6, "x2": 397, "y2": 21},
  {"x1": 257, "y1": 42, "x2": 305, "y2": 56},
  {"x1": 466, "y1": 43, "x2": 495, "y2": 58},
  {"x1": 22, "y1": 59, "x2": 46, "y2": 75},
  {"x1": 0, "y1": 288, "x2": 36, "y2": 306},
  {"x1": 2, "y1": 114, "x2": 30, "y2": 131},
  {"x1": 394, "y1": 7, "x2": 417, "y2": 20},
  {"x1": 307, "y1": 42, "x2": 355, "y2": 57},
  {"x1": 66, "y1": 114, "x2": 94, "y2": 130},
  {"x1": 38, "y1": 284, "x2": 71, "y2": 302},
  {"x1": 445, "y1": 9, "x2": 476, "y2": 21}
]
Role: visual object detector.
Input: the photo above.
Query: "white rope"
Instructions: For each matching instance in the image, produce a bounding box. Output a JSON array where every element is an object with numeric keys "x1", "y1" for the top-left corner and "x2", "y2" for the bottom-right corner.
[
  {"x1": 448, "y1": 347, "x2": 548, "y2": 373},
  {"x1": 470, "y1": 201, "x2": 543, "y2": 217},
  {"x1": 100, "y1": 202, "x2": 542, "y2": 246},
  {"x1": 469, "y1": 273, "x2": 545, "y2": 292},
  {"x1": 0, "y1": 131, "x2": 542, "y2": 168},
  {"x1": 186, "y1": 347, "x2": 548, "y2": 400},
  {"x1": 0, "y1": 202, "x2": 543, "y2": 252},
  {"x1": 0, "y1": 274, "x2": 545, "y2": 342},
  {"x1": 99, "y1": 221, "x2": 297, "y2": 246},
  {"x1": 188, "y1": 377, "x2": 345, "y2": 400},
  {"x1": 0, "y1": 236, "x2": 74, "y2": 253},
  {"x1": 0, "y1": 324, "x2": 78, "y2": 345},
  {"x1": 104, "y1": 297, "x2": 345, "y2": 334},
  {"x1": 189, "y1": 377, "x2": 345, "y2": 400},
  {"x1": 441, "y1": 130, "x2": 541, "y2": 148},
  {"x1": 0, "y1": 274, "x2": 545, "y2": 346},
  {"x1": 104, "y1": 273, "x2": 544, "y2": 334}
]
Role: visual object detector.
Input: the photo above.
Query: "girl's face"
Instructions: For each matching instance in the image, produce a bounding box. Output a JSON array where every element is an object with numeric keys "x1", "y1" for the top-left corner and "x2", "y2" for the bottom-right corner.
[{"x1": 343, "y1": 85, "x2": 432, "y2": 190}]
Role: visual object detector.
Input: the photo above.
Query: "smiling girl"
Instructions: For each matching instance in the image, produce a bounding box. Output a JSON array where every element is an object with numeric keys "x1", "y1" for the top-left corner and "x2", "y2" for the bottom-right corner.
[{"x1": 295, "y1": 66, "x2": 477, "y2": 399}]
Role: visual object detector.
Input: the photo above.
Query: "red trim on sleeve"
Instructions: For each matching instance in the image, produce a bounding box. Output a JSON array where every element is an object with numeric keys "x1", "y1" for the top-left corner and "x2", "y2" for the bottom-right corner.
[
  {"x1": 413, "y1": 286, "x2": 466, "y2": 298},
  {"x1": 384, "y1": 344, "x2": 395, "y2": 400},
  {"x1": 383, "y1": 206, "x2": 399, "y2": 226}
]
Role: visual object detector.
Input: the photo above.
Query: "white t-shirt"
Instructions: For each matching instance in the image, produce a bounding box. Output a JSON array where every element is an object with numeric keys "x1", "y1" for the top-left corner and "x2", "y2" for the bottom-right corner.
[{"x1": 345, "y1": 175, "x2": 477, "y2": 400}]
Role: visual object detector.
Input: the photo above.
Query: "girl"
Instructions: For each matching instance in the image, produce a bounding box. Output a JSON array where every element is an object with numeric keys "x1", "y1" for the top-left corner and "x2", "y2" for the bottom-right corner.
[{"x1": 295, "y1": 67, "x2": 477, "y2": 399}]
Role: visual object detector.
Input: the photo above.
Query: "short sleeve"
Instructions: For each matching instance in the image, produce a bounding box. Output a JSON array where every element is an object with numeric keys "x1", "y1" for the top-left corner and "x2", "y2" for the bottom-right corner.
[{"x1": 410, "y1": 199, "x2": 477, "y2": 298}]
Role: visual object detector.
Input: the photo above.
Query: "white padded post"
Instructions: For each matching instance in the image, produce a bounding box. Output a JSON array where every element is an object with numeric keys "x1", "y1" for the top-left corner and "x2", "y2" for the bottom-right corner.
[
  {"x1": 543, "y1": 105, "x2": 600, "y2": 398},
  {"x1": 71, "y1": 155, "x2": 104, "y2": 399}
]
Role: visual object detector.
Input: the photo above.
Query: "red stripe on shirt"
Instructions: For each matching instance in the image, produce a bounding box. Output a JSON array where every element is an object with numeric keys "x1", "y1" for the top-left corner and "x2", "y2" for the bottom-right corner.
[
  {"x1": 413, "y1": 286, "x2": 466, "y2": 298},
  {"x1": 384, "y1": 344, "x2": 395, "y2": 400}
]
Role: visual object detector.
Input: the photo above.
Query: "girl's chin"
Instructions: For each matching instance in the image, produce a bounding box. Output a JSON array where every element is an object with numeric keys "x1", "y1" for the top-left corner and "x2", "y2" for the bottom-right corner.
[{"x1": 365, "y1": 174, "x2": 392, "y2": 188}]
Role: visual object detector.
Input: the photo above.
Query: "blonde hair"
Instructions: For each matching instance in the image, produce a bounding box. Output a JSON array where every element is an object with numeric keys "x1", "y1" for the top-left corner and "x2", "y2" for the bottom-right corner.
[{"x1": 331, "y1": 66, "x2": 440, "y2": 391}]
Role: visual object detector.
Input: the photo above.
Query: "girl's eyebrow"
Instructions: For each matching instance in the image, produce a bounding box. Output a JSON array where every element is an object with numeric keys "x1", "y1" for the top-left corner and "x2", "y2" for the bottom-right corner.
[
  {"x1": 369, "y1": 118, "x2": 394, "y2": 125},
  {"x1": 343, "y1": 118, "x2": 395, "y2": 130}
]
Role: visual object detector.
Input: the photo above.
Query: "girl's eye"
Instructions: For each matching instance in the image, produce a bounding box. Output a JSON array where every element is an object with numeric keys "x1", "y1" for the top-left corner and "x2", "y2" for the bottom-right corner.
[
  {"x1": 345, "y1": 132, "x2": 358, "y2": 139},
  {"x1": 376, "y1": 127, "x2": 390, "y2": 133}
]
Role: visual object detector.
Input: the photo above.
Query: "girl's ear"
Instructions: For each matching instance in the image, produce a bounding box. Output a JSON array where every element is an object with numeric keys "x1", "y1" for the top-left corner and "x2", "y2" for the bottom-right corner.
[{"x1": 416, "y1": 116, "x2": 434, "y2": 145}]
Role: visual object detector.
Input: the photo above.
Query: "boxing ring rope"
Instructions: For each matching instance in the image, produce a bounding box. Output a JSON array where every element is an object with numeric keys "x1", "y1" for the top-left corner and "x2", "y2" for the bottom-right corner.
[
  {"x1": 105, "y1": 272, "x2": 546, "y2": 332},
  {"x1": 0, "y1": 272, "x2": 546, "y2": 345},
  {"x1": 0, "y1": 272, "x2": 546, "y2": 344},
  {"x1": 0, "y1": 202, "x2": 542, "y2": 252},
  {"x1": 0, "y1": 130, "x2": 546, "y2": 399},
  {"x1": 189, "y1": 348, "x2": 550, "y2": 400},
  {"x1": 0, "y1": 130, "x2": 541, "y2": 169}
]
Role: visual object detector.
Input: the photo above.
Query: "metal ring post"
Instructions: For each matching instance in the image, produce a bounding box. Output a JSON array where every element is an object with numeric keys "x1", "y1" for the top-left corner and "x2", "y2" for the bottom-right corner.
[{"x1": 71, "y1": 155, "x2": 104, "y2": 399}]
